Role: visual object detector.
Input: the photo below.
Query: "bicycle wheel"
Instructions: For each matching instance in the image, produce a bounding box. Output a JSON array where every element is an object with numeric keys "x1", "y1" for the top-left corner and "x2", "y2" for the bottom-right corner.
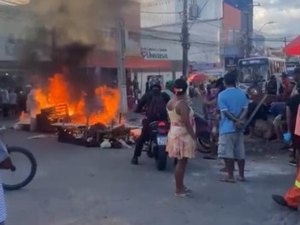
[{"x1": 1, "y1": 147, "x2": 37, "y2": 191}]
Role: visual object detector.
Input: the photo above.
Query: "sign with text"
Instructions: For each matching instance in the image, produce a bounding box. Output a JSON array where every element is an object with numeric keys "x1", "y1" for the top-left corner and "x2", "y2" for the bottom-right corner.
[
  {"x1": 140, "y1": 36, "x2": 181, "y2": 61},
  {"x1": 141, "y1": 47, "x2": 169, "y2": 60}
]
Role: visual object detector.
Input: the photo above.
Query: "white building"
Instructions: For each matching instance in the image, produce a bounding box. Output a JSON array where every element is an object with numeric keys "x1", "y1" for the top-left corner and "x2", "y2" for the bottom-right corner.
[{"x1": 141, "y1": 0, "x2": 223, "y2": 64}]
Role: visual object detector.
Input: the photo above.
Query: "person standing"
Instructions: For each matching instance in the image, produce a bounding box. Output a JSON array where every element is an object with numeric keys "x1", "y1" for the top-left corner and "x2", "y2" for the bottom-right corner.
[
  {"x1": 8, "y1": 89, "x2": 17, "y2": 117},
  {"x1": 189, "y1": 82, "x2": 205, "y2": 119},
  {"x1": 26, "y1": 86, "x2": 39, "y2": 131},
  {"x1": 266, "y1": 75, "x2": 278, "y2": 95},
  {"x1": 291, "y1": 68, "x2": 300, "y2": 97},
  {"x1": 218, "y1": 71, "x2": 248, "y2": 183},
  {"x1": 166, "y1": 79, "x2": 197, "y2": 197},
  {"x1": 281, "y1": 72, "x2": 293, "y2": 99},
  {"x1": 272, "y1": 82, "x2": 300, "y2": 210},
  {"x1": 132, "y1": 75, "x2": 140, "y2": 103},
  {"x1": 1, "y1": 89, "x2": 9, "y2": 119},
  {"x1": 145, "y1": 76, "x2": 151, "y2": 93}
]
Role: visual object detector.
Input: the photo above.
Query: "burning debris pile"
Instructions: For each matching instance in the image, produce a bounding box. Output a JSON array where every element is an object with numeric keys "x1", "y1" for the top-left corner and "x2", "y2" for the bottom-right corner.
[
  {"x1": 16, "y1": 0, "x2": 138, "y2": 147},
  {"x1": 18, "y1": 42, "x2": 121, "y2": 128},
  {"x1": 32, "y1": 73, "x2": 121, "y2": 126},
  {"x1": 16, "y1": 44, "x2": 128, "y2": 147}
]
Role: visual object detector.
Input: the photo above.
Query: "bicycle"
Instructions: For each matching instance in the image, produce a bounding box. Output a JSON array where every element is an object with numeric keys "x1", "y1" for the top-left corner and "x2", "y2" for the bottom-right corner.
[{"x1": 0, "y1": 127, "x2": 37, "y2": 191}]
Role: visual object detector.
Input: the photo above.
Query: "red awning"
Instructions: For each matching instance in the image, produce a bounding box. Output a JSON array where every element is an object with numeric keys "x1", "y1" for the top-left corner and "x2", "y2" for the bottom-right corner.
[
  {"x1": 87, "y1": 52, "x2": 172, "y2": 70},
  {"x1": 285, "y1": 35, "x2": 300, "y2": 56}
]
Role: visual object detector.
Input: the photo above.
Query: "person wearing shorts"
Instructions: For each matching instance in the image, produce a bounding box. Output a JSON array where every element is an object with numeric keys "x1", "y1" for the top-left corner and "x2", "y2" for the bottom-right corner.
[
  {"x1": 217, "y1": 71, "x2": 248, "y2": 183},
  {"x1": 218, "y1": 132, "x2": 245, "y2": 160}
]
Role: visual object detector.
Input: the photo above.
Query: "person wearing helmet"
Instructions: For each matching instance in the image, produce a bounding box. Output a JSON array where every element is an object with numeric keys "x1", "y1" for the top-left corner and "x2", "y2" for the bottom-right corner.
[{"x1": 131, "y1": 80, "x2": 170, "y2": 165}]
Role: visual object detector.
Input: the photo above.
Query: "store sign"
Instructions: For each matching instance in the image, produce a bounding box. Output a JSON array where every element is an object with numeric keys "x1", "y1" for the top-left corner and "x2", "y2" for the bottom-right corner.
[
  {"x1": 141, "y1": 34, "x2": 181, "y2": 60},
  {"x1": 141, "y1": 47, "x2": 169, "y2": 60}
]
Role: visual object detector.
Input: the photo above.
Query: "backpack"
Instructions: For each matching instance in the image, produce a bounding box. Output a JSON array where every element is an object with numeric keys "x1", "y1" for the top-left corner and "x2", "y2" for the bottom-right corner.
[{"x1": 147, "y1": 94, "x2": 167, "y2": 121}]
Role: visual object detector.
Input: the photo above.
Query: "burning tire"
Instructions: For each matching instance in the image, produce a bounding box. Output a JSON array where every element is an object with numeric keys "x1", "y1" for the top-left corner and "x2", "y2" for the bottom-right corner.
[{"x1": 2, "y1": 147, "x2": 37, "y2": 191}]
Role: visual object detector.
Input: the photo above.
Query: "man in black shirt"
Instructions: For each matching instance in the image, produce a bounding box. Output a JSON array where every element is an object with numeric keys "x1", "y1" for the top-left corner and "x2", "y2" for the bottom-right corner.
[{"x1": 131, "y1": 82, "x2": 170, "y2": 165}]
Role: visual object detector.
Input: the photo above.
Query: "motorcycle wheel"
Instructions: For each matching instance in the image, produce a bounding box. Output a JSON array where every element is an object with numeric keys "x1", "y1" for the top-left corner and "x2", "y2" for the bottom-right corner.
[
  {"x1": 147, "y1": 141, "x2": 154, "y2": 158},
  {"x1": 2, "y1": 147, "x2": 37, "y2": 191},
  {"x1": 155, "y1": 146, "x2": 167, "y2": 171},
  {"x1": 198, "y1": 131, "x2": 211, "y2": 150}
]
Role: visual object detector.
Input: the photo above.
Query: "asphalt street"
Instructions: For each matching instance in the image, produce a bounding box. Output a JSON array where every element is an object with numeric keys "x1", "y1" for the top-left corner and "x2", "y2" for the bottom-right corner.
[{"x1": 1, "y1": 130, "x2": 300, "y2": 225}]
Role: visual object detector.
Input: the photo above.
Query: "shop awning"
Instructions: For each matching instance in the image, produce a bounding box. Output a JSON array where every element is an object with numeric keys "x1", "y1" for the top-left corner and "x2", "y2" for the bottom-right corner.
[{"x1": 285, "y1": 35, "x2": 300, "y2": 56}]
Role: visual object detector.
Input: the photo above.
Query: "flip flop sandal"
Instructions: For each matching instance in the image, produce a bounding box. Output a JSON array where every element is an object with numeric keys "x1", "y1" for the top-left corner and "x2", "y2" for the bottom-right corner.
[
  {"x1": 237, "y1": 177, "x2": 246, "y2": 182},
  {"x1": 220, "y1": 178, "x2": 236, "y2": 183},
  {"x1": 175, "y1": 192, "x2": 188, "y2": 198}
]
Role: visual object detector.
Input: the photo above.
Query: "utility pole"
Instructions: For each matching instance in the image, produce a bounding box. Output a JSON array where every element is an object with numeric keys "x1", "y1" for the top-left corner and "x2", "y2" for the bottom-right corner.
[
  {"x1": 182, "y1": 0, "x2": 190, "y2": 79},
  {"x1": 245, "y1": 13, "x2": 252, "y2": 57},
  {"x1": 117, "y1": 19, "x2": 128, "y2": 118},
  {"x1": 284, "y1": 36, "x2": 287, "y2": 48},
  {"x1": 284, "y1": 36, "x2": 287, "y2": 59}
]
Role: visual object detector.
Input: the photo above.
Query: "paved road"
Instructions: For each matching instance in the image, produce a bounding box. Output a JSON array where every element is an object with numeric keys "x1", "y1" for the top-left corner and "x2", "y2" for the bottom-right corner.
[{"x1": 1, "y1": 130, "x2": 300, "y2": 225}]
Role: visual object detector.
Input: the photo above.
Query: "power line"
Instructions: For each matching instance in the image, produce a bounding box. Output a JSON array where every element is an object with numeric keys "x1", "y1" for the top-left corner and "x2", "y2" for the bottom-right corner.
[
  {"x1": 141, "y1": 11, "x2": 181, "y2": 15},
  {"x1": 141, "y1": 34, "x2": 220, "y2": 47}
]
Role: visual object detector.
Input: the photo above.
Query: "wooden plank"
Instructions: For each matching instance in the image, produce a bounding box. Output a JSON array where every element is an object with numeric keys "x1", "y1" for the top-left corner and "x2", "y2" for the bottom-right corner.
[{"x1": 51, "y1": 122, "x2": 87, "y2": 128}]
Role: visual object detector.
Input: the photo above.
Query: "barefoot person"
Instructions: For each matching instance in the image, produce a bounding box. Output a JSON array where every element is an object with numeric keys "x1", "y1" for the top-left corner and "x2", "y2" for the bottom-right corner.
[
  {"x1": 218, "y1": 71, "x2": 248, "y2": 183},
  {"x1": 166, "y1": 79, "x2": 197, "y2": 197}
]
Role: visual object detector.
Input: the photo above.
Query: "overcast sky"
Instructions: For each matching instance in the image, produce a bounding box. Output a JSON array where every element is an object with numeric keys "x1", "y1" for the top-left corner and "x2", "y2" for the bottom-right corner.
[{"x1": 254, "y1": 0, "x2": 300, "y2": 40}]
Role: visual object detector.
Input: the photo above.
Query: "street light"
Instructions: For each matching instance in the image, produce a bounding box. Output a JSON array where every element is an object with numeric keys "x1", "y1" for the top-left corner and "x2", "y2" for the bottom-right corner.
[{"x1": 258, "y1": 21, "x2": 276, "y2": 32}]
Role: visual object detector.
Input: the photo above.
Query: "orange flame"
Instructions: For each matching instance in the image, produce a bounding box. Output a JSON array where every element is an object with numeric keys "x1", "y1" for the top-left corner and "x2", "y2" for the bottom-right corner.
[{"x1": 33, "y1": 73, "x2": 120, "y2": 125}]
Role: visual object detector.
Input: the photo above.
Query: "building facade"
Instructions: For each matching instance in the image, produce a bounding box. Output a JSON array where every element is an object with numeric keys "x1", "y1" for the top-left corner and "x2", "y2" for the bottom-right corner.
[
  {"x1": 141, "y1": 0, "x2": 223, "y2": 66},
  {"x1": 222, "y1": 0, "x2": 253, "y2": 68}
]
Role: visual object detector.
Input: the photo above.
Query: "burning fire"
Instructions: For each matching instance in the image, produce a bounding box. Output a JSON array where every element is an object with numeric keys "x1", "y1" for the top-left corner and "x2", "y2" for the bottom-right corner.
[{"x1": 33, "y1": 73, "x2": 120, "y2": 125}]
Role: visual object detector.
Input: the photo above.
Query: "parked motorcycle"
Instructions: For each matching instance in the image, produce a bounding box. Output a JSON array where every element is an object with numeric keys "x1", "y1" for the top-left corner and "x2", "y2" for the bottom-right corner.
[
  {"x1": 194, "y1": 115, "x2": 211, "y2": 150},
  {"x1": 145, "y1": 121, "x2": 169, "y2": 171}
]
